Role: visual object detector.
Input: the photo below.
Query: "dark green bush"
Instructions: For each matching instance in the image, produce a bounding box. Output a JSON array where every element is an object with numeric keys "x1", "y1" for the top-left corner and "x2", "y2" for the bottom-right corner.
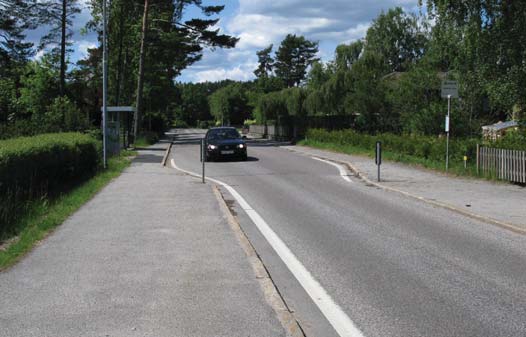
[
  {"x1": 0, "y1": 133, "x2": 100, "y2": 237},
  {"x1": 172, "y1": 119, "x2": 189, "y2": 128},
  {"x1": 306, "y1": 128, "x2": 480, "y2": 164},
  {"x1": 492, "y1": 130, "x2": 526, "y2": 150},
  {"x1": 135, "y1": 131, "x2": 159, "y2": 146}
]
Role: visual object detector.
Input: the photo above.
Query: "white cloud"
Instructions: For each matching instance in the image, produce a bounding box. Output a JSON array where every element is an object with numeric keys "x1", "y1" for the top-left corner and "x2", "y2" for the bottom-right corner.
[
  {"x1": 180, "y1": 0, "x2": 420, "y2": 82},
  {"x1": 77, "y1": 40, "x2": 97, "y2": 58},
  {"x1": 189, "y1": 61, "x2": 258, "y2": 83},
  {"x1": 35, "y1": 49, "x2": 45, "y2": 60}
]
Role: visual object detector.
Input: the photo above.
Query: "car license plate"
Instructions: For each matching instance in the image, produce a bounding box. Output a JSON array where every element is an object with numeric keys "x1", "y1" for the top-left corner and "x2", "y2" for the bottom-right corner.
[{"x1": 221, "y1": 150, "x2": 234, "y2": 154}]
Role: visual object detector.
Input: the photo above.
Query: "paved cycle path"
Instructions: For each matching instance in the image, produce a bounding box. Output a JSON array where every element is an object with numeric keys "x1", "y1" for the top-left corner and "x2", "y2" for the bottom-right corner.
[{"x1": 0, "y1": 145, "x2": 287, "y2": 337}]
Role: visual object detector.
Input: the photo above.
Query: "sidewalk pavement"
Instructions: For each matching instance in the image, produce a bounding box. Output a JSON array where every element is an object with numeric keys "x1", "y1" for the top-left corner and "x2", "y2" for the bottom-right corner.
[
  {"x1": 0, "y1": 144, "x2": 288, "y2": 337},
  {"x1": 284, "y1": 145, "x2": 526, "y2": 232}
]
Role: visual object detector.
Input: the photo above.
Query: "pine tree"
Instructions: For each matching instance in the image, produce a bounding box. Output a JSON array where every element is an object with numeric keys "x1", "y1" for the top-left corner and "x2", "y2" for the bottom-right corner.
[
  {"x1": 39, "y1": 0, "x2": 82, "y2": 96},
  {"x1": 0, "y1": 0, "x2": 37, "y2": 70},
  {"x1": 275, "y1": 34, "x2": 319, "y2": 87},
  {"x1": 254, "y1": 44, "x2": 274, "y2": 78}
]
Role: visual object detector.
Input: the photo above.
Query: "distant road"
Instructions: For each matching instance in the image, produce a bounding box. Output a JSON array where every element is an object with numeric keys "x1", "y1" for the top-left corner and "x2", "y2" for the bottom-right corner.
[{"x1": 170, "y1": 128, "x2": 526, "y2": 337}]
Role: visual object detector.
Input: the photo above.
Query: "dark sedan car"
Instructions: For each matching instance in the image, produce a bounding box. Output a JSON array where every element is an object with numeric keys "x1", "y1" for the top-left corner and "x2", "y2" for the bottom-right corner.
[{"x1": 204, "y1": 127, "x2": 247, "y2": 161}]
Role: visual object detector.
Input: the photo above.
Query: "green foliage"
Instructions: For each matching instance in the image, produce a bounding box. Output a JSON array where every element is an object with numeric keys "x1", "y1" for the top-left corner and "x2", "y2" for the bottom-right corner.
[
  {"x1": 172, "y1": 119, "x2": 189, "y2": 128},
  {"x1": 254, "y1": 44, "x2": 274, "y2": 78},
  {"x1": 46, "y1": 96, "x2": 89, "y2": 132},
  {"x1": 0, "y1": 151, "x2": 134, "y2": 270},
  {"x1": 134, "y1": 132, "x2": 159, "y2": 147},
  {"x1": 243, "y1": 119, "x2": 256, "y2": 127},
  {"x1": 175, "y1": 80, "x2": 236, "y2": 126},
  {"x1": 364, "y1": 7, "x2": 428, "y2": 73},
  {"x1": 208, "y1": 83, "x2": 250, "y2": 125},
  {"x1": 492, "y1": 130, "x2": 526, "y2": 151},
  {"x1": 17, "y1": 58, "x2": 59, "y2": 118},
  {"x1": 255, "y1": 91, "x2": 287, "y2": 123},
  {"x1": 255, "y1": 87, "x2": 308, "y2": 122},
  {"x1": 275, "y1": 34, "x2": 319, "y2": 87},
  {"x1": 0, "y1": 133, "x2": 100, "y2": 237},
  {"x1": 306, "y1": 128, "x2": 480, "y2": 164},
  {"x1": 333, "y1": 40, "x2": 364, "y2": 72}
]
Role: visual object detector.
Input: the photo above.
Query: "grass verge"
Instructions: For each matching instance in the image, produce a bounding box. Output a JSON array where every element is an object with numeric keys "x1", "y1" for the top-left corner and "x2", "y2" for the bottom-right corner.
[
  {"x1": 299, "y1": 139, "x2": 482, "y2": 178},
  {"x1": 0, "y1": 151, "x2": 136, "y2": 271}
]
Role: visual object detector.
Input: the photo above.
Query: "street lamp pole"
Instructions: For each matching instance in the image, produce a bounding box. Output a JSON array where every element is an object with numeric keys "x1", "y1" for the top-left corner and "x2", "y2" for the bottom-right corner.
[{"x1": 102, "y1": 0, "x2": 108, "y2": 168}]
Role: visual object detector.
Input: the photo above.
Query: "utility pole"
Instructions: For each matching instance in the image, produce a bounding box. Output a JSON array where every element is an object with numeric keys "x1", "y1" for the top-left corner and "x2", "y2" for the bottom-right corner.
[{"x1": 102, "y1": 0, "x2": 108, "y2": 168}]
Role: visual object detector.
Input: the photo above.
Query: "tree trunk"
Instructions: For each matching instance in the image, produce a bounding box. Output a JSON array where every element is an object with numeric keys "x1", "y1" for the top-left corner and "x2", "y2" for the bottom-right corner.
[
  {"x1": 59, "y1": 0, "x2": 67, "y2": 96},
  {"x1": 115, "y1": 1, "x2": 126, "y2": 106},
  {"x1": 133, "y1": 0, "x2": 149, "y2": 141}
]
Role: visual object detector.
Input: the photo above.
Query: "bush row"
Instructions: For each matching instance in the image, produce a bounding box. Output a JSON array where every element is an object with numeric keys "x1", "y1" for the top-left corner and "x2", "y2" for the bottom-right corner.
[
  {"x1": 305, "y1": 129, "x2": 480, "y2": 163},
  {"x1": 0, "y1": 133, "x2": 100, "y2": 236}
]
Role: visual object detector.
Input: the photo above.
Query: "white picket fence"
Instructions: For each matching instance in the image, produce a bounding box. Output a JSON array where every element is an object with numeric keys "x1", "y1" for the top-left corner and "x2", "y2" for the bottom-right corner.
[{"x1": 477, "y1": 146, "x2": 526, "y2": 183}]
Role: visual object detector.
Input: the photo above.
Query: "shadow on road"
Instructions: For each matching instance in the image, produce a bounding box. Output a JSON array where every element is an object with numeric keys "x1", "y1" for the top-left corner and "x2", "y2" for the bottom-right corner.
[
  {"x1": 133, "y1": 147, "x2": 167, "y2": 151},
  {"x1": 133, "y1": 154, "x2": 163, "y2": 164},
  {"x1": 246, "y1": 139, "x2": 291, "y2": 147},
  {"x1": 210, "y1": 156, "x2": 259, "y2": 163}
]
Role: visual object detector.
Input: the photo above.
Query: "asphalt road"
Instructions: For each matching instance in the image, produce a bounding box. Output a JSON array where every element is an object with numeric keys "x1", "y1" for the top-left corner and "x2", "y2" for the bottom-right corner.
[{"x1": 170, "y1": 129, "x2": 526, "y2": 337}]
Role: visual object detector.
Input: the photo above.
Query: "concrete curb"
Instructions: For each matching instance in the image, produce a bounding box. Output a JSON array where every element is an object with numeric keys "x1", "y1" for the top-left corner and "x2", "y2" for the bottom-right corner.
[
  {"x1": 212, "y1": 185, "x2": 306, "y2": 337},
  {"x1": 286, "y1": 147, "x2": 526, "y2": 235},
  {"x1": 161, "y1": 142, "x2": 173, "y2": 167},
  {"x1": 168, "y1": 144, "x2": 305, "y2": 337}
]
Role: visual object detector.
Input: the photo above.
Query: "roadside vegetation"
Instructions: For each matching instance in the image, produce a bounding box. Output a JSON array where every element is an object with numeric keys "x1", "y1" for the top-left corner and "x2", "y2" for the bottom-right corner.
[
  {"x1": 0, "y1": 144, "x2": 135, "y2": 270},
  {"x1": 170, "y1": 2, "x2": 525, "y2": 154},
  {"x1": 1, "y1": 0, "x2": 238, "y2": 142},
  {"x1": 301, "y1": 129, "x2": 479, "y2": 177}
]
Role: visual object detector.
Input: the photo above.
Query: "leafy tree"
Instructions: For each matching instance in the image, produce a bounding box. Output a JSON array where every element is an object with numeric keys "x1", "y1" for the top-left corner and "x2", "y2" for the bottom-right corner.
[
  {"x1": 45, "y1": 96, "x2": 88, "y2": 131},
  {"x1": 69, "y1": 46, "x2": 102, "y2": 126},
  {"x1": 132, "y1": 0, "x2": 239, "y2": 139},
  {"x1": 364, "y1": 7, "x2": 428, "y2": 73},
  {"x1": 209, "y1": 83, "x2": 249, "y2": 125},
  {"x1": 424, "y1": 0, "x2": 526, "y2": 124},
  {"x1": 17, "y1": 57, "x2": 60, "y2": 120},
  {"x1": 345, "y1": 52, "x2": 392, "y2": 133},
  {"x1": 333, "y1": 40, "x2": 364, "y2": 72},
  {"x1": 275, "y1": 34, "x2": 319, "y2": 87},
  {"x1": 307, "y1": 61, "x2": 330, "y2": 90}
]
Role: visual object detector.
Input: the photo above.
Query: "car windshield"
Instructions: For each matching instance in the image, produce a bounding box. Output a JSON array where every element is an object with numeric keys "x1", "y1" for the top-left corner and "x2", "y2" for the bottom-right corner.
[{"x1": 208, "y1": 129, "x2": 240, "y2": 140}]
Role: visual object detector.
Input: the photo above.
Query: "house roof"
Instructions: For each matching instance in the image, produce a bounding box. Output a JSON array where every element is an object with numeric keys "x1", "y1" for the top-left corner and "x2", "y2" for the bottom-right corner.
[{"x1": 481, "y1": 120, "x2": 518, "y2": 131}]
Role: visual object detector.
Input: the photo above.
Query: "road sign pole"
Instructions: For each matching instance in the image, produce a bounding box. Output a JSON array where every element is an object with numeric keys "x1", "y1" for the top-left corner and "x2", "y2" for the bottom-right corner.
[
  {"x1": 375, "y1": 141, "x2": 382, "y2": 182},
  {"x1": 446, "y1": 95, "x2": 451, "y2": 172},
  {"x1": 201, "y1": 139, "x2": 205, "y2": 184}
]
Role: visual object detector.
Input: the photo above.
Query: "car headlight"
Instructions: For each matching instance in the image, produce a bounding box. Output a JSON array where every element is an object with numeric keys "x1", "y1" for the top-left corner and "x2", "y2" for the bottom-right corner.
[
  {"x1": 238, "y1": 144, "x2": 245, "y2": 149},
  {"x1": 208, "y1": 144, "x2": 217, "y2": 150}
]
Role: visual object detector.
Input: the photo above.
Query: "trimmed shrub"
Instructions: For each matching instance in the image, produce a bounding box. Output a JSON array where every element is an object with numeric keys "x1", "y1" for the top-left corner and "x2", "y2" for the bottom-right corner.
[
  {"x1": 305, "y1": 128, "x2": 480, "y2": 164},
  {"x1": 0, "y1": 133, "x2": 100, "y2": 237}
]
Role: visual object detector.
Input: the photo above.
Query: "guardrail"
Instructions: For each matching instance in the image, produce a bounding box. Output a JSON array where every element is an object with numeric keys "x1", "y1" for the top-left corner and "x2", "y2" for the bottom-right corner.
[{"x1": 477, "y1": 145, "x2": 526, "y2": 183}]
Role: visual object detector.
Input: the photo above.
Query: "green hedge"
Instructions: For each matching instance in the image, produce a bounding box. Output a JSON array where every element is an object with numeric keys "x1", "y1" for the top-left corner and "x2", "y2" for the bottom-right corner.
[
  {"x1": 306, "y1": 129, "x2": 480, "y2": 163},
  {"x1": 0, "y1": 133, "x2": 100, "y2": 237}
]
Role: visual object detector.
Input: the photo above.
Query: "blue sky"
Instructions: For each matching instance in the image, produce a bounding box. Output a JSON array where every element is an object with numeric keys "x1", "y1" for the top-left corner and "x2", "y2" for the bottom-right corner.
[{"x1": 28, "y1": 0, "x2": 420, "y2": 83}]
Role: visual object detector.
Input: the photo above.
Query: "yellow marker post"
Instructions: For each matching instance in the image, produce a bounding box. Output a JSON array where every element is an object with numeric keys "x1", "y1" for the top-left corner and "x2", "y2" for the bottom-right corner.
[{"x1": 463, "y1": 155, "x2": 468, "y2": 169}]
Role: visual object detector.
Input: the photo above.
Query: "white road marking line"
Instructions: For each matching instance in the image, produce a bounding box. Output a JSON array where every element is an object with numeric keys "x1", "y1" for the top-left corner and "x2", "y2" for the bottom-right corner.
[
  {"x1": 311, "y1": 157, "x2": 353, "y2": 183},
  {"x1": 170, "y1": 158, "x2": 365, "y2": 337}
]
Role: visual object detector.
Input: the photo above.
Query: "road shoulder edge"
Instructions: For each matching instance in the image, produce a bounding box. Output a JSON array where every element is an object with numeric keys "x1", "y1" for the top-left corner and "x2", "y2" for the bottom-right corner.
[
  {"x1": 161, "y1": 142, "x2": 173, "y2": 166},
  {"x1": 212, "y1": 185, "x2": 306, "y2": 337}
]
